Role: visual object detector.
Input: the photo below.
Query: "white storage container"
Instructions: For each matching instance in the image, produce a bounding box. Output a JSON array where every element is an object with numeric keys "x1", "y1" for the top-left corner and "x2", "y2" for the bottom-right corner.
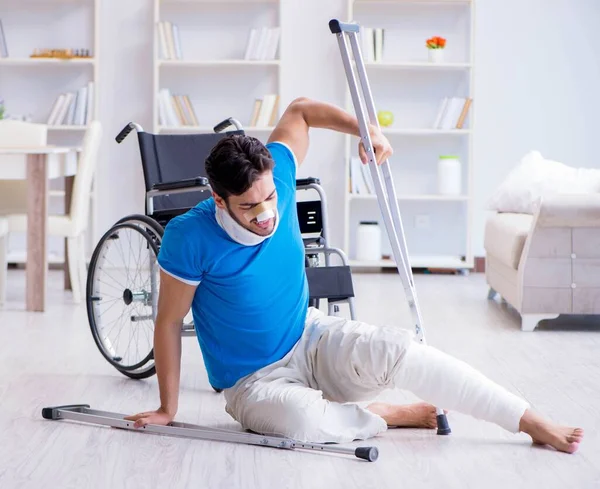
[
  {"x1": 437, "y1": 155, "x2": 462, "y2": 195},
  {"x1": 356, "y1": 221, "x2": 382, "y2": 262}
]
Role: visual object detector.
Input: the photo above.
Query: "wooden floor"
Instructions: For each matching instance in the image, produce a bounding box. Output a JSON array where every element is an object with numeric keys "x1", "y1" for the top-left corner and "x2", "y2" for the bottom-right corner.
[{"x1": 1, "y1": 269, "x2": 599, "y2": 489}]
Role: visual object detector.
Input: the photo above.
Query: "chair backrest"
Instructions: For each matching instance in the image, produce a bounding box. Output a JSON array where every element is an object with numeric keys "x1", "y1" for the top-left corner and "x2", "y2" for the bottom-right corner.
[
  {"x1": 0, "y1": 121, "x2": 48, "y2": 214},
  {"x1": 70, "y1": 121, "x2": 102, "y2": 233},
  {"x1": 0, "y1": 120, "x2": 47, "y2": 147},
  {"x1": 136, "y1": 130, "x2": 243, "y2": 212}
]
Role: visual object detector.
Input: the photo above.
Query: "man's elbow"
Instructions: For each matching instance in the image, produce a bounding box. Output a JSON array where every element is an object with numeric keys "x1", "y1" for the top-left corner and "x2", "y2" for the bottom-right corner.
[
  {"x1": 290, "y1": 96, "x2": 311, "y2": 107},
  {"x1": 288, "y1": 97, "x2": 312, "y2": 115}
]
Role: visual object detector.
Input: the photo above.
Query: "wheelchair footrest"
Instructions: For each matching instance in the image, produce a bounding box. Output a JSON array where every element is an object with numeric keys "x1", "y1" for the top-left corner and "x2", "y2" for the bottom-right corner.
[{"x1": 306, "y1": 266, "x2": 354, "y2": 301}]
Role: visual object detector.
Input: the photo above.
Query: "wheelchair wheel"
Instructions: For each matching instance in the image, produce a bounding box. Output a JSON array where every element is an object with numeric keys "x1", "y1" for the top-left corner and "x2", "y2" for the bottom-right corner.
[
  {"x1": 86, "y1": 221, "x2": 160, "y2": 379},
  {"x1": 116, "y1": 214, "x2": 164, "y2": 241}
]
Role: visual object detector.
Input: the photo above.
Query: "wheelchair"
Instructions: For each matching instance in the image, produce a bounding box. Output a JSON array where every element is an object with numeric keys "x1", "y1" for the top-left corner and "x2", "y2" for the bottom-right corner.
[{"x1": 85, "y1": 118, "x2": 357, "y2": 383}]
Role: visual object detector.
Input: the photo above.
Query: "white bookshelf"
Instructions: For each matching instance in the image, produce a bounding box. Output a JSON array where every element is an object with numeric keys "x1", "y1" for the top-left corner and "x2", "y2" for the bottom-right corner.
[
  {"x1": 0, "y1": 1, "x2": 99, "y2": 130},
  {"x1": 0, "y1": 0, "x2": 100, "y2": 263},
  {"x1": 153, "y1": 0, "x2": 282, "y2": 140},
  {"x1": 343, "y1": 0, "x2": 475, "y2": 271}
]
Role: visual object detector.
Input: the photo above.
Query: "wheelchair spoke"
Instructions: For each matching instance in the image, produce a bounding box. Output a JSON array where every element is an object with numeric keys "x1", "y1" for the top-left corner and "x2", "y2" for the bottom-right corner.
[
  {"x1": 102, "y1": 304, "x2": 131, "y2": 343},
  {"x1": 94, "y1": 297, "x2": 123, "y2": 317},
  {"x1": 98, "y1": 254, "x2": 130, "y2": 290},
  {"x1": 131, "y1": 235, "x2": 147, "y2": 291},
  {"x1": 96, "y1": 278, "x2": 125, "y2": 295},
  {"x1": 114, "y1": 233, "x2": 131, "y2": 286}
]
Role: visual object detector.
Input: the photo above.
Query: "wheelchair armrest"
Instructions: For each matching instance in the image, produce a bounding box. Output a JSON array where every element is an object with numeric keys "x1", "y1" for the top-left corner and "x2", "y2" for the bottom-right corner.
[
  {"x1": 296, "y1": 177, "x2": 321, "y2": 187},
  {"x1": 152, "y1": 177, "x2": 209, "y2": 191}
]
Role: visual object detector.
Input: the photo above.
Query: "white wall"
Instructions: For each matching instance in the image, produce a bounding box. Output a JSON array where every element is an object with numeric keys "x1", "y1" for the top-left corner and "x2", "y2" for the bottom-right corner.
[{"x1": 96, "y1": 0, "x2": 600, "y2": 257}]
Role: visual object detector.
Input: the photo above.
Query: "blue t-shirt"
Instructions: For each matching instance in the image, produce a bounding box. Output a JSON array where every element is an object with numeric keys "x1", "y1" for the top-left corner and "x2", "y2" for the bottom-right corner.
[{"x1": 157, "y1": 141, "x2": 309, "y2": 390}]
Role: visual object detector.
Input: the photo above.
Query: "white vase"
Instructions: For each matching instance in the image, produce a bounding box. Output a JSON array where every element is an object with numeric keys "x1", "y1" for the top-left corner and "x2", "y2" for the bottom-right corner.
[
  {"x1": 428, "y1": 49, "x2": 444, "y2": 63},
  {"x1": 356, "y1": 221, "x2": 382, "y2": 262},
  {"x1": 437, "y1": 155, "x2": 462, "y2": 195}
]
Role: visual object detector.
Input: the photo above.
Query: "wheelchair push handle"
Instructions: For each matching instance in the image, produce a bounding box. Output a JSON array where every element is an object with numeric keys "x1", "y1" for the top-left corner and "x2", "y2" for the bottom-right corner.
[
  {"x1": 213, "y1": 118, "x2": 244, "y2": 133},
  {"x1": 115, "y1": 122, "x2": 144, "y2": 144}
]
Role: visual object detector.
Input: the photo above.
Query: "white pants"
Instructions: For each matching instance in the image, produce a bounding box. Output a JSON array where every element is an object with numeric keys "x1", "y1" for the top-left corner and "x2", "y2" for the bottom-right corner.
[{"x1": 224, "y1": 308, "x2": 530, "y2": 443}]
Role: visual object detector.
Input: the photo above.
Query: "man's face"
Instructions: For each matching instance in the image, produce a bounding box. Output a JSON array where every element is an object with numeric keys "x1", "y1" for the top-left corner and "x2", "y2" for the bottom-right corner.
[{"x1": 213, "y1": 171, "x2": 278, "y2": 236}]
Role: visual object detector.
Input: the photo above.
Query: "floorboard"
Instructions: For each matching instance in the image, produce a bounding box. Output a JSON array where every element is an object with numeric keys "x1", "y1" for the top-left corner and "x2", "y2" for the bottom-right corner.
[{"x1": 1, "y1": 269, "x2": 598, "y2": 489}]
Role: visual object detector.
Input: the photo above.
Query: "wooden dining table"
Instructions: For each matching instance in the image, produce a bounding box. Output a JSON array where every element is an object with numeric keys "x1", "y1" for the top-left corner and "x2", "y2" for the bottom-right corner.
[{"x1": 0, "y1": 146, "x2": 78, "y2": 312}]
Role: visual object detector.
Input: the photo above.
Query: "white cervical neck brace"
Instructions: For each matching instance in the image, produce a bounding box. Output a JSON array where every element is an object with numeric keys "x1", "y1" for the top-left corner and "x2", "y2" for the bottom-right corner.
[{"x1": 216, "y1": 206, "x2": 279, "y2": 246}]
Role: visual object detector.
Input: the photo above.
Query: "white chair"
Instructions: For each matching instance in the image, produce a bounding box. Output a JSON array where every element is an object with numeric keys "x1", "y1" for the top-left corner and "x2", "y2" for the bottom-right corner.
[
  {"x1": 0, "y1": 120, "x2": 48, "y2": 214},
  {"x1": 6, "y1": 121, "x2": 102, "y2": 303},
  {"x1": 0, "y1": 217, "x2": 7, "y2": 304}
]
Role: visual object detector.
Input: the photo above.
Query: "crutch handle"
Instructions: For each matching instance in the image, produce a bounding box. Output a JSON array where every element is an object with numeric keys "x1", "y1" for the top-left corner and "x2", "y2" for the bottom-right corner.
[
  {"x1": 42, "y1": 404, "x2": 91, "y2": 420},
  {"x1": 329, "y1": 19, "x2": 360, "y2": 34}
]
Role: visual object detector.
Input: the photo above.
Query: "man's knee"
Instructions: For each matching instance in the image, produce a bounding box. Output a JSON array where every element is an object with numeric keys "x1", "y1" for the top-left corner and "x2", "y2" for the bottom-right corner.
[
  {"x1": 314, "y1": 322, "x2": 413, "y2": 400},
  {"x1": 237, "y1": 396, "x2": 326, "y2": 442}
]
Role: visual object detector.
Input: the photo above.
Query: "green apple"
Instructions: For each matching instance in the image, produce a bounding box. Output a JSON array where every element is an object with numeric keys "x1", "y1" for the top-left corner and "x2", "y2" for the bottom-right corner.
[{"x1": 377, "y1": 110, "x2": 394, "y2": 127}]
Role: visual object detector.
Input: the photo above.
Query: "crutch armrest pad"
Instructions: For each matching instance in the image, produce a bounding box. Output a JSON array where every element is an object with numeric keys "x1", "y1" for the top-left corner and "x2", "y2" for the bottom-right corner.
[
  {"x1": 42, "y1": 404, "x2": 91, "y2": 420},
  {"x1": 329, "y1": 19, "x2": 360, "y2": 34}
]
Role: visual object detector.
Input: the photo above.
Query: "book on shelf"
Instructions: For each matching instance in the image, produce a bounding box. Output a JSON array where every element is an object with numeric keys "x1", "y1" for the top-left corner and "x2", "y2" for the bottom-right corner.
[
  {"x1": 158, "y1": 89, "x2": 199, "y2": 127},
  {"x1": 349, "y1": 156, "x2": 375, "y2": 196},
  {"x1": 46, "y1": 82, "x2": 95, "y2": 126},
  {"x1": 249, "y1": 94, "x2": 279, "y2": 127},
  {"x1": 0, "y1": 19, "x2": 8, "y2": 58},
  {"x1": 244, "y1": 27, "x2": 280, "y2": 61},
  {"x1": 432, "y1": 97, "x2": 472, "y2": 130},
  {"x1": 157, "y1": 21, "x2": 183, "y2": 60},
  {"x1": 359, "y1": 27, "x2": 384, "y2": 63}
]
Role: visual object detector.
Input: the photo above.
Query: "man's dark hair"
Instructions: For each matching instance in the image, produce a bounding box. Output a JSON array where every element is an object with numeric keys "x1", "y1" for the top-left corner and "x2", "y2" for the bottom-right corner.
[{"x1": 205, "y1": 135, "x2": 274, "y2": 200}]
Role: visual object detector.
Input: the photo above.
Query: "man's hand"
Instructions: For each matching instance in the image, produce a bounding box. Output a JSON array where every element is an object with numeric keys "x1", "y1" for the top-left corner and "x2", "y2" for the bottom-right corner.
[
  {"x1": 124, "y1": 407, "x2": 174, "y2": 428},
  {"x1": 359, "y1": 125, "x2": 393, "y2": 165}
]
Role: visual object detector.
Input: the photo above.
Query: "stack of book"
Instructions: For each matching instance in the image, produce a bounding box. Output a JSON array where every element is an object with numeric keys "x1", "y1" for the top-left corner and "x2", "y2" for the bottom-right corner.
[
  {"x1": 0, "y1": 19, "x2": 8, "y2": 57},
  {"x1": 46, "y1": 82, "x2": 95, "y2": 126},
  {"x1": 432, "y1": 97, "x2": 472, "y2": 130},
  {"x1": 360, "y1": 27, "x2": 384, "y2": 63},
  {"x1": 349, "y1": 156, "x2": 375, "y2": 195},
  {"x1": 249, "y1": 94, "x2": 279, "y2": 127},
  {"x1": 244, "y1": 27, "x2": 280, "y2": 61},
  {"x1": 158, "y1": 88, "x2": 199, "y2": 127},
  {"x1": 157, "y1": 21, "x2": 183, "y2": 60}
]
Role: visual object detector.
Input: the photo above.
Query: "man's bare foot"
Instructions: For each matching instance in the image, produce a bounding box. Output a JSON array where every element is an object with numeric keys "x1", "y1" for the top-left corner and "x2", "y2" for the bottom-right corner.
[
  {"x1": 519, "y1": 409, "x2": 584, "y2": 454},
  {"x1": 367, "y1": 402, "x2": 446, "y2": 429}
]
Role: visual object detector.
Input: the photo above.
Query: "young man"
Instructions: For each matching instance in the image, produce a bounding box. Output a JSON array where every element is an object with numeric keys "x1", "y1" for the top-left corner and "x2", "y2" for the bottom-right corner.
[{"x1": 126, "y1": 98, "x2": 583, "y2": 453}]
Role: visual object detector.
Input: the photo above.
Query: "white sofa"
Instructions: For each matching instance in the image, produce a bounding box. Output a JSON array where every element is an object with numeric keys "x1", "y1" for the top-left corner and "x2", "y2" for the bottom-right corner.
[{"x1": 484, "y1": 194, "x2": 600, "y2": 331}]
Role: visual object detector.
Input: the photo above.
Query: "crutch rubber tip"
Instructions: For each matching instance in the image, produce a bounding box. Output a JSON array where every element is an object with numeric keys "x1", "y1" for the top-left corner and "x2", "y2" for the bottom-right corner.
[
  {"x1": 355, "y1": 447, "x2": 379, "y2": 462},
  {"x1": 436, "y1": 414, "x2": 451, "y2": 435}
]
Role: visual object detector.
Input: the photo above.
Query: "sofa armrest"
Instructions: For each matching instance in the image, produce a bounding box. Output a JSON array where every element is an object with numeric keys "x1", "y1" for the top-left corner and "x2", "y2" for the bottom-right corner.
[{"x1": 536, "y1": 194, "x2": 600, "y2": 228}]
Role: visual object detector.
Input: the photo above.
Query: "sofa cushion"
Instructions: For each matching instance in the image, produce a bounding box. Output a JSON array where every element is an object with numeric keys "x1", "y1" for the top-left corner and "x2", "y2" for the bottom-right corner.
[
  {"x1": 484, "y1": 213, "x2": 533, "y2": 270},
  {"x1": 487, "y1": 150, "x2": 600, "y2": 214}
]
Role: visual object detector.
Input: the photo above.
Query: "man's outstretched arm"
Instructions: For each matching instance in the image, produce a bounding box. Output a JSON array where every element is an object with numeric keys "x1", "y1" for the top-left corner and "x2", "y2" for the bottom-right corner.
[
  {"x1": 125, "y1": 271, "x2": 196, "y2": 427},
  {"x1": 267, "y1": 97, "x2": 392, "y2": 166}
]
